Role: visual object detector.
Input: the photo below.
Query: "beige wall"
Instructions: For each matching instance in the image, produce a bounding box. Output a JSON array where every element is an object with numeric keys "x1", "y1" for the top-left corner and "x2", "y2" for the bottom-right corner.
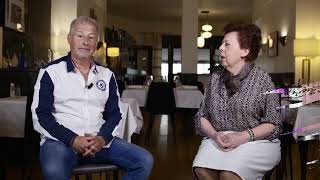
[
  {"x1": 296, "y1": 0, "x2": 320, "y2": 83},
  {"x1": 108, "y1": 15, "x2": 245, "y2": 39},
  {"x1": 107, "y1": 15, "x2": 181, "y2": 79},
  {"x1": 77, "y1": 0, "x2": 108, "y2": 65},
  {"x1": 108, "y1": 15, "x2": 181, "y2": 36},
  {"x1": 51, "y1": 0, "x2": 108, "y2": 59},
  {"x1": 107, "y1": 14, "x2": 230, "y2": 80},
  {"x1": 181, "y1": 0, "x2": 198, "y2": 73},
  {"x1": 78, "y1": 0, "x2": 107, "y2": 41},
  {"x1": 51, "y1": 0, "x2": 78, "y2": 59},
  {"x1": 252, "y1": 0, "x2": 296, "y2": 74}
]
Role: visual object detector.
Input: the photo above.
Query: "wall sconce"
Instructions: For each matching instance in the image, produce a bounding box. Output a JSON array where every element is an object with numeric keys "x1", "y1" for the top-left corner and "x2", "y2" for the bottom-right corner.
[
  {"x1": 279, "y1": 36, "x2": 287, "y2": 46},
  {"x1": 294, "y1": 39, "x2": 320, "y2": 83},
  {"x1": 268, "y1": 35, "x2": 273, "y2": 48},
  {"x1": 107, "y1": 47, "x2": 120, "y2": 57},
  {"x1": 16, "y1": 23, "x2": 23, "y2": 32},
  {"x1": 267, "y1": 31, "x2": 278, "y2": 57},
  {"x1": 258, "y1": 42, "x2": 268, "y2": 56}
]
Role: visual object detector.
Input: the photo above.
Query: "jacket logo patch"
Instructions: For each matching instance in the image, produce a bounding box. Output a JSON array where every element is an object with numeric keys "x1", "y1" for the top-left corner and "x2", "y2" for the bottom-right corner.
[{"x1": 96, "y1": 80, "x2": 106, "y2": 91}]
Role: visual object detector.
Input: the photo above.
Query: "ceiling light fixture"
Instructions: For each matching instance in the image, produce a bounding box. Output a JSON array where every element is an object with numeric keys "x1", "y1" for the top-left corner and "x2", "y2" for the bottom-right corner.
[
  {"x1": 201, "y1": 31, "x2": 212, "y2": 39},
  {"x1": 197, "y1": 36, "x2": 205, "y2": 48},
  {"x1": 201, "y1": 10, "x2": 213, "y2": 35}
]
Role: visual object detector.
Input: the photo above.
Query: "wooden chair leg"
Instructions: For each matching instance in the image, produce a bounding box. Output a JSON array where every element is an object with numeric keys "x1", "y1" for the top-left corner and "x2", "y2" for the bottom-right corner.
[
  {"x1": 75, "y1": 174, "x2": 80, "y2": 180},
  {"x1": 87, "y1": 173, "x2": 92, "y2": 180},
  {"x1": 113, "y1": 169, "x2": 118, "y2": 180},
  {"x1": 23, "y1": 167, "x2": 32, "y2": 180},
  {"x1": 0, "y1": 167, "x2": 5, "y2": 180},
  {"x1": 263, "y1": 168, "x2": 273, "y2": 180},
  {"x1": 99, "y1": 172, "x2": 103, "y2": 180},
  {"x1": 277, "y1": 138, "x2": 287, "y2": 180},
  {"x1": 104, "y1": 171, "x2": 109, "y2": 180},
  {"x1": 299, "y1": 141, "x2": 308, "y2": 180},
  {"x1": 289, "y1": 144, "x2": 293, "y2": 180}
]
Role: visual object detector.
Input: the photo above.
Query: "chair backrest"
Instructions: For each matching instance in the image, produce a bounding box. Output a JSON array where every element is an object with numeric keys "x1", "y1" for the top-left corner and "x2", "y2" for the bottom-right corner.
[
  {"x1": 116, "y1": 80, "x2": 125, "y2": 97},
  {"x1": 178, "y1": 73, "x2": 198, "y2": 86},
  {"x1": 196, "y1": 81, "x2": 204, "y2": 95},
  {"x1": 145, "y1": 82, "x2": 176, "y2": 114},
  {"x1": 0, "y1": 86, "x2": 39, "y2": 170},
  {"x1": 23, "y1": 89, "x2": 40, "y2": 165}
]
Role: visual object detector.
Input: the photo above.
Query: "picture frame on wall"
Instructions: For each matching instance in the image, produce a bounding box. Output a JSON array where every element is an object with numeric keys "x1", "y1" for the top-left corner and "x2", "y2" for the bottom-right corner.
[
  {"x1": 5, "y1": 0, "x2": 25, "y2": 32},
  {"x1": 267, "y1": 31, "x2": 278, "y2": 57}
]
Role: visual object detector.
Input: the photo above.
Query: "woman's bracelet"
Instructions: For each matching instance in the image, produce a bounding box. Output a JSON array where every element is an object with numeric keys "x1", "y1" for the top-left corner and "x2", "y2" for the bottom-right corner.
[{"x1": 247, "y1": 128, "x2": 255, "y2": 141}]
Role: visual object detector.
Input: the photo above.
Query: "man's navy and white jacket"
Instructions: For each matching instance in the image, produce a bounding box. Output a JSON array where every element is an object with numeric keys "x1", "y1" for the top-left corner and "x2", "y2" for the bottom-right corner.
[{"x1": 31, "y1": 53, "x2": 122, "y2": 146}]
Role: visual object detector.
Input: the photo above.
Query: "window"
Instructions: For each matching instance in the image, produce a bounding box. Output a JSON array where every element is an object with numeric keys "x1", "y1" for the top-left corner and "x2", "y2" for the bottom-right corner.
[
  {"x1": 197, "y1": 49, "x2": 210, "y2": 74},
  {"x1": 161, "y1": 48, "x2": 210, "y2": 76}
]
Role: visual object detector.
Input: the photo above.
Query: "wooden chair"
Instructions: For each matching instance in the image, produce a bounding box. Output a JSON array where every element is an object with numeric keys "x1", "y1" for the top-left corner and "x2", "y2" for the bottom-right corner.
[
  {"x1": 144, "y1": 82, "x2": 176, "y2": 144},
  {"x1": 0, "y1": 89, "x2": 39, "y2": 180},
  {"x1": 116, "y1": 80, "x2": 125, "y2": 97},
  {"x1": 72, "y1": 164, "x2": 119, "y2": 180}
]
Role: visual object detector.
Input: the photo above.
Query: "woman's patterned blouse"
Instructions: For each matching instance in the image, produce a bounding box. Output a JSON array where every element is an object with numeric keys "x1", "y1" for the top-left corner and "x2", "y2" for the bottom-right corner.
[{"x1": 194, "y1": 65, "x2": 282, "y2": 140}]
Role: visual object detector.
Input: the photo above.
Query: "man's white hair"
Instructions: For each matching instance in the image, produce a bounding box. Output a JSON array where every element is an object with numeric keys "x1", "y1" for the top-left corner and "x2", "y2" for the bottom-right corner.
[{"x1": 69, "y1": 16, "x2": 99, "y2": 38}]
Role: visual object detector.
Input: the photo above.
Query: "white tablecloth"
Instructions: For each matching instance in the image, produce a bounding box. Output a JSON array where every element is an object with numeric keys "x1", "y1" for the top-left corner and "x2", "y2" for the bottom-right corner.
[
  {"x1": 293, "y1": 105, "x2": 320, "y2": 140},
  {"x1": 0, "y1": 97, "x2": 143, "y2": 142},
  {"x1": 0, "y1": 96, "x2": 27, "y2": 138},
  {"x1": 122, "y1": 87, "x2": 204, "y2": 108},
  {"x1": 113, "y1": 98, "x2": 143, "y2": 142},
  {"x1": 122, "y1": 88, "x2": 148, "y2": 107}
]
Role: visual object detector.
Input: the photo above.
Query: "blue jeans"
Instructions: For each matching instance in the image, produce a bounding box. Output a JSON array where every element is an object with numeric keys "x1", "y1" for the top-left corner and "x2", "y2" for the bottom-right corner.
[{"x1": 40, "y1": 137, "x2": 153, "y2": 180}]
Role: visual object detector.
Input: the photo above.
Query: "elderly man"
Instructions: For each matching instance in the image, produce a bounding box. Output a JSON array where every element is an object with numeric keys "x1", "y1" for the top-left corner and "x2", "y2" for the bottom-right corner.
[{"x1": 31, "y1": 16, "x2": 153, "y2": 180}]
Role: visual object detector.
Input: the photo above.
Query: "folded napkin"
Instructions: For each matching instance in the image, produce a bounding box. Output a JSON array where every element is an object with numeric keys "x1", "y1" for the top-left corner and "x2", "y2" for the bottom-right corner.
[
  {"x1": 127, "y1": 85, "x2": 145, "y2": 89},
  {"x1": 181, "y1": 85, "x2": 198, "y2": 90}
]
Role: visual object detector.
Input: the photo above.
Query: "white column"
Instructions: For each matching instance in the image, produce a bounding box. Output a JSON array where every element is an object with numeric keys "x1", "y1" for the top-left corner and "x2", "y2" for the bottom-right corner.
[
  {"x1": 181, "y1": 0, "x2": 198, "y2": 73},
  {"x1": 51, "y1": 0, "x2": 108, "y2": 60},
  {"x1": 152, "y1": 33, "x2": 163, "y2": 81},
  {"x1": 51, "y1": 0, "x2": 78, "y2": 59}
]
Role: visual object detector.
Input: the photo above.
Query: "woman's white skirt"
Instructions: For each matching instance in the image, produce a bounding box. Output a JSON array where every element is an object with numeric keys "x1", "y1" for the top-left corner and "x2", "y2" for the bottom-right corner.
[{"x1": 193, "y1": 137, "x2": 281, "y2": 180}]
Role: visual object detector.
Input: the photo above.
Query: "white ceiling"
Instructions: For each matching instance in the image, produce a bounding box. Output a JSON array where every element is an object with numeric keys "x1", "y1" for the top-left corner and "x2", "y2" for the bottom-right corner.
[{"x1": 107, "y1": 0, "x2": 253, "y2": 22}]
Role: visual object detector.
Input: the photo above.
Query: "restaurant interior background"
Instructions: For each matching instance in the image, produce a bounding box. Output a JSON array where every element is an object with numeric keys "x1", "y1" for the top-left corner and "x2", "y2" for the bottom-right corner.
[
  {"x1": 1, "y1": 0, "x2": 320, "y2": 180},
  {"x1": 0, "y1": 0, "x2": 319, "y2": 91}
]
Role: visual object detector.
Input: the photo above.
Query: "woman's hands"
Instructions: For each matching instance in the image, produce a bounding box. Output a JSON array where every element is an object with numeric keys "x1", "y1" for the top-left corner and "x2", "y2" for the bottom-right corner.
[
  {"x1": 199, "y1": 117, "x2": 250, "y2": 151},
  {"x1": 211, "y1": 131, "x2": 249, "y2": 152},
  {"x1": 211, "y1": 132, "x2": 232, "y2": 151}
]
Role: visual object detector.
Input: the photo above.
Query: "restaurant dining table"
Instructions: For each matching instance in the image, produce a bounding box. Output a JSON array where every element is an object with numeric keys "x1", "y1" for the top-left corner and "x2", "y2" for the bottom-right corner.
[
  {"x1": 293, "y1": 104, "x2": 320, "y2": 180},
  {"x1": 0, "y1": 96, "x2": 27, "y2": 138},
  {"x1": 113, "y1": 98, "x2": 143, "y2": 142},
  {"x1": 293, "y1": 104, "x2": 320, "y2": 140},
  {"x1": 122, "y1": 85, "x2": 204, "y2": 108},
  {"x1": 0, "y1": 96, "x2": 143, "y2": 142}
]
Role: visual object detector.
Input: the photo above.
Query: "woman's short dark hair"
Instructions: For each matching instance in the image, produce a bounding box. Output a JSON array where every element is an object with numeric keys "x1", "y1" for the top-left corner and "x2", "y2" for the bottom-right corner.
[{"x1": 223, "y1": 23, "x2": 262, "y2": 62}]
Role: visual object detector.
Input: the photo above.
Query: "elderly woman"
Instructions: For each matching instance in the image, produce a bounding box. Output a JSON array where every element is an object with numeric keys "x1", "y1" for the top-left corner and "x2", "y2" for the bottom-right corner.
[{"x1": 192, "y1": 23, "x2": 282, "y2": 180}]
